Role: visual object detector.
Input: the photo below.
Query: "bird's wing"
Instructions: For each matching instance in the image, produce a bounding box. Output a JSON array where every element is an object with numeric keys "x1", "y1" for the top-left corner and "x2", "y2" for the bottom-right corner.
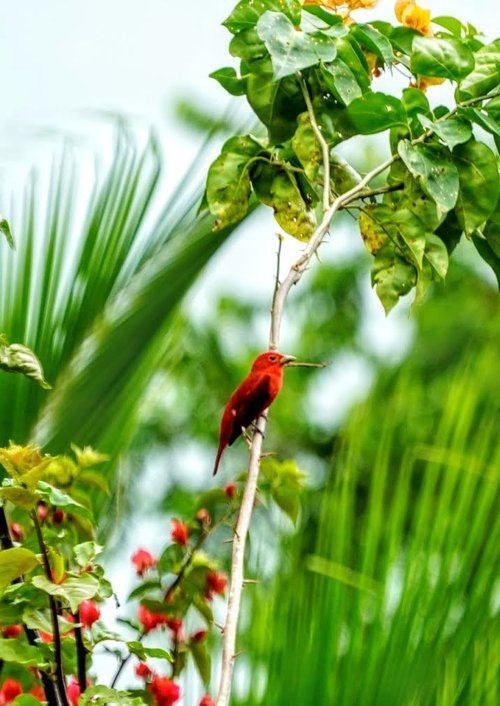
[{"x1": 227, "y1": 373, "x2": 275, "y2": 446}]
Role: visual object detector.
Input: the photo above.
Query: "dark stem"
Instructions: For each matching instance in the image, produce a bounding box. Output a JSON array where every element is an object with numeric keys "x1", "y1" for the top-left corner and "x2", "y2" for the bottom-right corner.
[
  {"x1": 110, "y1": 632, "x2": 145, "y2": 688},
  {"x1": 0, "y1": 504, "x2": 60, "y2": 705},
  {"x1": 164, "y1": 531, "x2": 207, "y2": 602},
  {"x1": 74, "y1": 609, "x2": 87, "y2": 693},
  {"x1": 31, "y1": 511, "x2": 70, "y2": 706}
]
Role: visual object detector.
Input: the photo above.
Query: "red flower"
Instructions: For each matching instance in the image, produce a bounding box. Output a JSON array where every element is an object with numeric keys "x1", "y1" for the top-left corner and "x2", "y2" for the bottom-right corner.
[
  {"x1": 37, "y1": 501, "x2": 49, "y2": 522},
  {"x1": 135, "y1": 661, "x2": 152, "y2": 679},
  {"x1": 165, "y1": 616, "x2": 183, "y2": 638},
  {"x1": 199, "y1": 696, "x2": 216, "y2": 706},
  {"x1": 224, "y1": 482, "x2": 237, "y2": 499},
  {"x1": 148, "y1": 675, "x2": 180, "y2": 706},
  {"x1": 52, "y1": 508, "x2": 66, "y2": 524},
  {"x1": 79, "y1": 600, "x2": 100, "y2": 628},
  {"x1": 191, "y1": 629, "x2": 207, "y2": 643},
  {"x1": 171, "y1": 519, "x2": 189, "y2": 547},
  {"x1": 138, "y1": 605, "x2": 168, "y2": 633},
  {"x1": 131, "y1": 548, "x2": 158, "y2": 577},
  {"x1": 2, "y1": 624, "x2": 23, "y2": 639},
  {"x1": 67, "y1": 678, "x2": 81, "y2": 706},
  {"x1": 205, "y1": 570, "x2": 227, "y2": 599},
  {"x1": 0, "y1": 679, "x2": 23, "y2": 703},
  {"x1": 9, "y1": 522, "x2": 23, "y2": 541},
  {"x1": 29, "y1": 684, "x2": 46, "y2": 702}
]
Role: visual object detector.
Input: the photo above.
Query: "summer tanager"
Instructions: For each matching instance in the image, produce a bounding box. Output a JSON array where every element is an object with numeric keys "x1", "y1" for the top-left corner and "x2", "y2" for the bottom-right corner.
[{"x1": 213, "y1": 351, "x2": 295, "y2": 475}]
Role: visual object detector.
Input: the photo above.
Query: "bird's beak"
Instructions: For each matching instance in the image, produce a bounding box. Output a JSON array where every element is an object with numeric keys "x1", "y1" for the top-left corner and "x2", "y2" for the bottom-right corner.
[{"x1": 280, "y1": 354, "x2": 296, "y2": 366}]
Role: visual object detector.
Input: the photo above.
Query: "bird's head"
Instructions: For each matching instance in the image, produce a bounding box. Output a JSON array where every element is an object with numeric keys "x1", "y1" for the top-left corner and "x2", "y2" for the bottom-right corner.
[{"x1": 251, "y1": 351, "x2": 296, "y2": 372}]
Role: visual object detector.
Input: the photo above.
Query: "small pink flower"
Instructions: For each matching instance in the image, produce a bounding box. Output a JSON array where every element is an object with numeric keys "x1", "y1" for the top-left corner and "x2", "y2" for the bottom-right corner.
[
  {"x1": 79, "y1": 600, "x2": 100, "y2": 628},
  {"x1": 148, "y1": 674, "x2": 180, "y2": 705},
  {"x1": 135, "y1": 662, "x2": 152, "y2": 679},
  {"x1": 67, "y1": 679, "x2": 81, "y2": 706},
  {"x1": 205, "y1": 570, "x2": 227, "y2": 599},
  {"x1": 199, "y1": 696, "x2": 216, "y2": 706}
]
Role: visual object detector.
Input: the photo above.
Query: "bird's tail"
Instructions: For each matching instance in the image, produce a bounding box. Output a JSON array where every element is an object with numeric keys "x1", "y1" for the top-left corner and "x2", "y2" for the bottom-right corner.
[{"x1": 213, "y1": 444, "x2": 224, "y2": 476}]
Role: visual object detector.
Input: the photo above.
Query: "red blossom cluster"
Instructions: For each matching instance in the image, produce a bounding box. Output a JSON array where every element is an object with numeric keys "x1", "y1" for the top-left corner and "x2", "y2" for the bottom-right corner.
[
  {"x1": 79, "y1": 600, "x2": 100, "y2": 628},
  {"x1": 131, "y1": 548, "x2": 158, "y2": 576},
  {"x1": 134, "y1": 666, "x2": 180, "y2": 706},
  {"x1": 171, "y1": 519, "x2": 189, "y2": 546}
]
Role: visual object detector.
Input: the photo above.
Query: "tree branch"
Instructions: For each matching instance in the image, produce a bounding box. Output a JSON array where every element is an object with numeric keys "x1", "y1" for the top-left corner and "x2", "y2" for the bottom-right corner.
[
  {"x1": 298, "y1": 73, "x2": 331, "y2": 213},
  {"x1": 215, "y1": 150, "x2": 397, "y2": 706},
  {"x1": 74, "y1": 609, "x2": 87, "y2": 694}
]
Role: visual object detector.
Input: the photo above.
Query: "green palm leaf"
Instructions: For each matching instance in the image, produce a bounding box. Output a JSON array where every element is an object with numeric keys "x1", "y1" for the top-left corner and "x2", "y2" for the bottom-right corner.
[{"x1": 239, "y1": 347, "x2": 499, "y2": 706}]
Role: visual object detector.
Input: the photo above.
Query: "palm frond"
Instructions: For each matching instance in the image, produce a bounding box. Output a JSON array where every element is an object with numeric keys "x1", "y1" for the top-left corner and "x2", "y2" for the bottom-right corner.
[{"x1": 238, "y1": 346, "x2": 499, "y2": 706}]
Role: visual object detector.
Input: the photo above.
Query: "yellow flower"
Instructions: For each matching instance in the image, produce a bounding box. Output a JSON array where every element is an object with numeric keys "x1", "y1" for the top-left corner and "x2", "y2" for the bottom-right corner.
[
  {"x1": 395, "y1": 0, "x2": 432, "y2": 35},
  {"x1": 411, "y1": 75, "x2": 446, "y2": 92}
]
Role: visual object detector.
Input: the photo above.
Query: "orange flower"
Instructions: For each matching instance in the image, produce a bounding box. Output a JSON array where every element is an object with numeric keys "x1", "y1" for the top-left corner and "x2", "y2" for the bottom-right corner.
[
  {"x1": 395, "y1": 0, "x2": 431, "y2": 35},
  {"x1": 411, "y1": 75, "x2": 446, "y2": 92}
]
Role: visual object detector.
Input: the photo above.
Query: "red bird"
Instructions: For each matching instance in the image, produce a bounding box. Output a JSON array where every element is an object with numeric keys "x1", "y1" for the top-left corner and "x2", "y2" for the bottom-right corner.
[{"x1": 213, "y1": 351, "x2": 295, "y2": 475}]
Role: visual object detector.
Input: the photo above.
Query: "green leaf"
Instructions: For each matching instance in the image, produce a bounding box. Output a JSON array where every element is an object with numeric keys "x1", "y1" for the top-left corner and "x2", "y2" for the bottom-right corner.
[
  {"x1": 372, "y1": 245, "x2": 417, "y2": 314},
  {"x1": 458, "y1": 106, "x2": 500, "y2": 138},
  {"x1": 127, "y1": 640, "x2": 172, "y2": 663},
  {"x1": 0, "y1": 485, "x2": 38, "y2": 510},
  {"x1": 0, "y1": 338, "x2": 51, "y2": 389},
  {"x1": 127, "y1": 579, "x2": 162, "y2": 601},
  {"x1": 32, "y1": 573, "x2": 100, "y2": 613},
  {"x1": 0, "y1": 215, "x2": 14, "y2": 249},
  {"x1": 291, "y1": 113, "x2": 321, "y2": 182},
  {"x1": 417, "y1": 115, "x2": 472, "y2": 149},
  {"x1": 459, "y1": 39, "x2": 500, "y2": 100},
  {"x1": 256, "y1": 12, "x2": 337, "y2": 81},
  {"x1": 483, "y1": 201, "x2": 500, "y2": 257},
  {"x1": 359, "y1": 206, "x2": 389, "y2": 256},
  {"x1": 302, "y1": 5, "x2": 345, "y2": 28},
  {"x1": 246, "y1": 65, "x2": 304, "y2": 142},
  {"x1": 346, "y1": 93, "x2": 407, "y2": 134},
  {"x1": 260, "y1": 458, "x2": 306, "y2": 524},
  {"x1": 251, "y1": 162, "x2": 315, "y2": 241},
  {"x1": 74, "y1": 541, "x2": 103, "y2": 568},
  {"x1": 431, "y1": 16, "x2": 464, "y2": 37},
  {"x1": 322, "y1": 59, "x2": 362, "y2": 106},
  {"x1": 398, "y1": 141, "x2": 459, "y2": 214},
  {"x1": 336, "y1": 36, "x2": 370, "y2": 91},
  {"x1": 0, "y1": 637, "x2": 47, "y2": 668},
  {"x1": 191, "y1": 638, "x2": 212, "y2": 687},
  {"x1": 424, "y1": 233, "x2": 449, "y2": 279},
  {"x1": 411, "y1": 35, "x2": 475, "y2": 81},
  {"x1": 206, "y1": 135, "x2": 262, "y2": 229},
  {"x1": 158, "y1": 544, "x2": 185, "y2": 576},
  {"x1": 224, "y1": 0, "x2": 301, "y2": 34},
  {"x1": 472, "y1": 232, "x2": 500, "y2": 286},
  {"x1": 229, "y1": 28, "x2": 268, "y2": 69},
  {"x1": 13, "y1": 696, "x2": 45, "y2": 706},
  {"x1": 0, "y1": 548, "x2": 39, "y2": 588},
  {"x1": 401, "y1": 88, "x2": 430, "y2": 120},
  {"x1": 37, "y1": 481, "x2": 93, "y2": 521},
  {"x1": 210, "y1": 67, "x2": 248, "y2": 96},
  {"x1": 351, "y1": 23, "x2": 394, "y2": 66},
  {"x1": 79, "y1": 685, "x2": 145, "y2": 706},
  {"x1": 453, "y1": 140, "x2": 499, "y2": 233}
]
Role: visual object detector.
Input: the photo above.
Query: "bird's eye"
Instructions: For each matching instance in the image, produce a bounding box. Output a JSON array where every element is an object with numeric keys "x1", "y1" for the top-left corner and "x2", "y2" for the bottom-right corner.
[{"x1": 269, "y1": 355, "x2": 277, "y2": 362}]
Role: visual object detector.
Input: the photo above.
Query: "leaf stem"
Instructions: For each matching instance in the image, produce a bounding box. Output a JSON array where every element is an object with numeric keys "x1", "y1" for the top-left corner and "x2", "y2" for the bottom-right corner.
[
  {"x1": 31, "y1": 511, "x2": 70, "y2": 706},
  {"x1": 298, "y1": 73, "x2": 331, "y2": 213}
]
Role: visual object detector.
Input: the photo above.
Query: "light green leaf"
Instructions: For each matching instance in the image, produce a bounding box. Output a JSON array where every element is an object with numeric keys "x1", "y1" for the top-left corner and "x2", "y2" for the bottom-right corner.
[
  {"x1": 32, "y1": 573, "x2": 100, "y2": 613},
  {"x1": 13, "y1": 696, "x2": 45, "y2": 706},
  {"x1": 37, "y1": 481, "x2": 93, "y2": 521},
  {"x1": 74, "y1": 541, "x2": 104, "y2": 568},
  {"x1": 346, "y1": 93, "x2": 407, "y2": 134},
  {"x1": 0, "y1": 485, "x2": 38, "y2": 510},
  {"x1": 191, "y1": 638, "x2": 212, "y2": 687},
  {"x1": 158, "y1": 543, "x2": 184, "y2": 576},
  {"x1": 417, "y1": 115, "x2": 472, "y2": 149},
  {"x1": 398, "y1": 141, "x2": 459, "y2": 214},
  {"x1": 256, "y1": 12, "x2": 337, "y2": 81},
  {"x1": 411, "y1": 35, "x2": 475, "y2": 81},
  {"x1": 0, "y1": 216, "x2": 14, "y2": 249},
  {"x1": 472, "y1": 233, "x2": 500, "y2": 287},
  {"x1": 206, "y1": 135, "x2": 262, "y2": 230},
  {"x1": 127, "y1": 640, "x2": 172, "y2": 663},
  {"x1": 0, "y1": 637, "x2": 47, "y2": 668},
  {"x1": 251, "y1": 163, "x2": 315, "y2": 241},
  {"x1": 424, "y1": 233, "x2": 449, "y2": 279},
  {"x1": 458, "y1": 106, "x2": 500, "y2": 138},
  {"x1": 224, "y1": 0, "x2": 301, "y2": 34},
  {"x1": 292, "y1": 113, "x2": 321, "y2": 182},
  {"x1": 323, "y1": 58, "x2": 362, "y2": 106},
  {"x1": 459, "y1": 39, "x2": 500, "y2": 99},
  {"x1": 372, "y1": 245, "x2": 417, "y2": 314},
  {"x1": 79, "y1": 685, "x2": 145, "y2": 706},
  {"x1": 453, "y1": 140, "x2": 499, "y2": 233},
  {"x1": 0, "y1": 548, "x2": 39, "y2": 588},
  {"x1": 0, "y1": 339, "x2": 51, "y2": 389}
]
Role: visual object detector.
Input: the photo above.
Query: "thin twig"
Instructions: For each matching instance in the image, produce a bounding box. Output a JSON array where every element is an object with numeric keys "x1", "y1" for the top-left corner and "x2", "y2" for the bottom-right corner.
[
  {"x1": 164, "y1": 530, "x2": 207, "y2": 602},
  {"x1": 31, "y1": 512, "x2": 70, "y2": 706},
  {"x1": 74, "y1": 609, "x2": 87, "y2": 694},
  {"x1": 298, "y1": 73, "x2": 331, "y2": 213},
  {"x1": 110, "y1": 632, "x2": 145, "y2": 688}
]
